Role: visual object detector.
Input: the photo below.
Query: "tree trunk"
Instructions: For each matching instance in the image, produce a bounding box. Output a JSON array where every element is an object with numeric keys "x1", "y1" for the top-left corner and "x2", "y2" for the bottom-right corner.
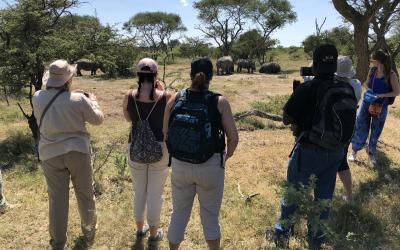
[
  {"x1": 221, "y1": 43, "x2": 230, "y2": 56},
  {"x1": 34, "y1": 68, "x2": 44, "y2": 91},
  {"x1": 3, "y1": 86, "x2": 9, "y2": 106},
  {"x1": 33, "y1": 60, "x2": 45, "y2": 91},
  {"x1": 354, "y1": 22, "x2": 370, "y2": 82}
]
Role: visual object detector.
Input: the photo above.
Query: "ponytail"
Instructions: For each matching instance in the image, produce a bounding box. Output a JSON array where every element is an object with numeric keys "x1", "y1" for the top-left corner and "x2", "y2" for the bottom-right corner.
[
  {"x1": 191, "y1": 72, "x2": 210, "y2": 91},
  {"x1": 383, "y1": 53, "x2": 392, "y2": 81}
]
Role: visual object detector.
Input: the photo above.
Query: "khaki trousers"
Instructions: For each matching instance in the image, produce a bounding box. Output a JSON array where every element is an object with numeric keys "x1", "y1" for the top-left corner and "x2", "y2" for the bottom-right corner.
[
  {"x1": 42, "y1": 151, "x2": 97, "y2": 250},
  {"x1": 0, "y1": 169, "x2": 7, "y2": 207},
  {"x1": 168, "y1": 154, "x2": 225, "y2": 244}
]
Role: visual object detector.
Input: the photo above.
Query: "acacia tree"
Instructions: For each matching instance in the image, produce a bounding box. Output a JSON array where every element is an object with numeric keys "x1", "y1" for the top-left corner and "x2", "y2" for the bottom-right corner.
[
  {"x1": 0, "y1": 0, "x2": 80, "y2": 139},
  {"x1": 332, "y1": 0, "x2": 386, "y2": 81},
  {"x1": 303, "y1": 27, "x2": 354, "y2": 59},
  {"x1": 193, "y1": 0, "x2": 251, "y2": 56},
  {"x1": 49, "y1": 15, "x2": 116, "y2": 63},
  {"x1": 232, "y1": 29, "x2": 273, "y2": 63},
  {"x1": 123, "y1": 12, "x2": 186, "y2": 60},
  {"x1": 370, "y1": 0, "x2": 400, "y2": 75},
  {"x1": 0, "y1": 0, "x2": 81, "y2": 92},
  {"x1": 179, "y1": 37, "x2": 212, "y2": 59},
  {"x1": 249, "y1": 0, "x2": 296, "y2": 63}
]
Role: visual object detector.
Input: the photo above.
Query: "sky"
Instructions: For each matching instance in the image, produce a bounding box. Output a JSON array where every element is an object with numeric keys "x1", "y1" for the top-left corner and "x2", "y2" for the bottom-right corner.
[{"x1": 0, "y1": 0, "x2": 346, "y2": 47}]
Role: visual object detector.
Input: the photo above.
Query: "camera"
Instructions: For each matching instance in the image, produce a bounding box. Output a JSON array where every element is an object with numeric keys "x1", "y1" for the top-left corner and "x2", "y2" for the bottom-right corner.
[
  {"x1": 292, "y1": 67, "x2": 314, "y2": 92},
  {"x1": 300, "y1": 66, "x2": 313, "y2": 77}
]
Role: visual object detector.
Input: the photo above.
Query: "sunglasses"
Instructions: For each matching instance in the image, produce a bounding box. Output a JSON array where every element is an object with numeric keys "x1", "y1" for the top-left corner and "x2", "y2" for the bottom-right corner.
[{"x1": 370, "y1": 59, "x2": 378, "y2": 63}]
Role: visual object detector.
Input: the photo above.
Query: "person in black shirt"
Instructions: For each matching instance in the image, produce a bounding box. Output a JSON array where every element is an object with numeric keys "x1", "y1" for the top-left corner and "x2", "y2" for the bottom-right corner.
[{"x1": 271, "y1": 44, "x2": 346, "y2": 249}]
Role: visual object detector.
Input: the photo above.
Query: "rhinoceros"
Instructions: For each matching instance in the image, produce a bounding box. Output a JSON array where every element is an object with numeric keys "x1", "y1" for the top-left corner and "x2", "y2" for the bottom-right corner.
[
  {"x1": 237, "y1": 59, "x2": 256, "y2": 74},
  {"x1": 259, "y1": 62, "x2": 281, "y2": 74},
  {"x1": 76, "y1": 59, "x2": 105, "y2": 76}
]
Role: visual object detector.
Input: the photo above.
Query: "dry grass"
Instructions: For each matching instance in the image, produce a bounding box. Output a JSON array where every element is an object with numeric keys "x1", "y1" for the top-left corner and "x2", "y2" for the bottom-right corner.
[{"x1": 1, "y1": 56, "x2": 400, "y2": 250}]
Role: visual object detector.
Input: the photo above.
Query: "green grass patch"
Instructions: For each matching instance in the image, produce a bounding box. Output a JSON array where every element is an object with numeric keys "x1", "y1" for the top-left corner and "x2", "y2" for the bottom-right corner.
[
  {"x1": 237, "y1": 116, "x2": 265, "y2": 131},
  {"x1": 0, "y1": 130, "x2": 37, "y2": 170},
  {"x1": 250, "y1": 95, "x2": 290, "y2": 116},
  {"x1": 392, "y1": 108, "x2": 400, "y2": 119},
  {"x1": 0, "y1": 99, "x2": 27, "y2": 123}
]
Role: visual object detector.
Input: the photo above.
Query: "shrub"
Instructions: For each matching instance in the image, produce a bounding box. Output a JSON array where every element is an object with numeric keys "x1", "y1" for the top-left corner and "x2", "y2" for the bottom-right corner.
[
  {"x1": 237, "y1": 116, "x2": 265, "y2": 131},
  {"x1": 251, "y1": 95, "x2": 290, "y2": 115},
  {"x1": 0, "y1": 131, "x2": 35, "y2": 169}
]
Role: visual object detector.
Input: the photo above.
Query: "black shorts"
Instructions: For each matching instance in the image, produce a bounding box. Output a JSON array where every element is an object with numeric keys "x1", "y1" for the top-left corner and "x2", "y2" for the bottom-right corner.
[{"x1": 338, "y1": 144, "x2": 350, "y2": 172}]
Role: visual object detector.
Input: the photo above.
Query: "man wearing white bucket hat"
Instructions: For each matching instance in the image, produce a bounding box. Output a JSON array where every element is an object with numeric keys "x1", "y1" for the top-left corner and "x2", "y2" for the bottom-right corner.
[
  {"x1": 335, "y1": 55, "x2": 361, "y2": 202},
  {"x1": 33, "y1": 59, "x2": 104, "y2": 249}
]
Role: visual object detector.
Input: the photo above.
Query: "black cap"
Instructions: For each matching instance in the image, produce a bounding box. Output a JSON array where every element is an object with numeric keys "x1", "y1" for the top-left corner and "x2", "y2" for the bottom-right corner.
[
  {"x1": 313, "y1": 44, "x2": 338, "y2": 75},
  {"x1": 191, "y1": 57, "x2": 213, "y2": 78}
]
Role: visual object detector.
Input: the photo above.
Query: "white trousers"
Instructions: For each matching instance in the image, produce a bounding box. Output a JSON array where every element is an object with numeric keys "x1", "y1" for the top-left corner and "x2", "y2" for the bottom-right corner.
[{"x1": 129, "y1": 142, "x2": 169, "y2": 226}]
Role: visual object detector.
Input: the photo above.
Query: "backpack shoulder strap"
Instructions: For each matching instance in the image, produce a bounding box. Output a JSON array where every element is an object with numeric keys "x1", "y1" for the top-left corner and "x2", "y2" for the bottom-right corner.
[
  {"x1": 180, "y1": 89, "x2": 187, "y2": 100},
  {"x1": 204, "y1": 91, "x2": 221, "y2": 105},
  {"x1": 38, "y1": 89, "x2": 65, "y2": 130},
  {"x1": 171, "y1": 89, "x2": 187, "y2": 108},
  {"x1": 145, "y1": 91, "x2": 164, "y2": 121},
  {"x1": 313, "y1": 79, "x2": 330, "y2": 107},
  {"x1": 131, "y1": 90, "x2": 143, "y2": 121}
]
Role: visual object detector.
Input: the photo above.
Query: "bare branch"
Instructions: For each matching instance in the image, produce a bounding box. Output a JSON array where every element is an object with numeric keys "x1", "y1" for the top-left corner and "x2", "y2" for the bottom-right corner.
[{"x1": 233, "y1": 110, "x2": 283, "y2": 122}]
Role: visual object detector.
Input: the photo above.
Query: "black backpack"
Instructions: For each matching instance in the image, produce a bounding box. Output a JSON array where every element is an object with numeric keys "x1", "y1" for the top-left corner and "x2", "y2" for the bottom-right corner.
[
  {"x1": 306, "y1": 79, "x2": 357, "y2": 150},
  {"x1": 167, "y1": 89, "x2": 225, "y2": 166}
]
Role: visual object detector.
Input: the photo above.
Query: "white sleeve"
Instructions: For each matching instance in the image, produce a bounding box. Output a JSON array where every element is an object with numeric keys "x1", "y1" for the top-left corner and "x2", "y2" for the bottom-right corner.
[{"x1": 80, "y1": 95, "x2": 104, "y2": 125}]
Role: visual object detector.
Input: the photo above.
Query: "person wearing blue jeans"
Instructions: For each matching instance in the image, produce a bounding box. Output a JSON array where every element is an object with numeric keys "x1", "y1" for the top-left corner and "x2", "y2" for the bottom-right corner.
[
  {"x1": 349, "y1": 50, "x2": 400, "y2": 165},
  {"x1": 271, "y1": 44, "x2": 352, "y2": 250},
  {"x1": 351, "y1": 100, "x2": 388, "y2": 161},
  {"x1": 274, "y1": 144, "x2": 343, "y2": 248}
]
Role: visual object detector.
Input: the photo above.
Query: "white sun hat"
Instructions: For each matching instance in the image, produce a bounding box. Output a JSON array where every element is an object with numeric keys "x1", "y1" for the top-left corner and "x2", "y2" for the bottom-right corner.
[
  {"x1": 43, "y1": 60, "x2": 76, "y2": 87},
  {"x1": 335, "y1": 55, "x2": 356, "y2": 78}
]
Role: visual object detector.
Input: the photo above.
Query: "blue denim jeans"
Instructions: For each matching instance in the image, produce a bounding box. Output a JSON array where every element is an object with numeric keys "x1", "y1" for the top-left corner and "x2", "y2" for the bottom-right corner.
[
  {"x1": 351, "y1": 101, "x2": 388, "y2": 156},
  {"x1": 274, "y1": 144, "x2": 343, "y2": 248}
]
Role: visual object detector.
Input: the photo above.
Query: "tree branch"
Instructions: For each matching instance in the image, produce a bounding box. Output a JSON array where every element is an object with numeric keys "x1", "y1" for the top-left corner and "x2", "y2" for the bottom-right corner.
[{"x1": 233, "y1": 110, "x2": 283, "y2": 122}]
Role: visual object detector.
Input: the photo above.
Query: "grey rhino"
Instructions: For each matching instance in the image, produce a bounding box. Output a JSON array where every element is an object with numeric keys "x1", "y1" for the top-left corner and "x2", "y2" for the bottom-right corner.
[
  {"x1": 216, "y1": 56, "x2": 234, "y2": 75},
  {"x1": 259, "y1": 62, "x2": 281, "y2": 74},
  {"x1": 76, "y1": 59, "x2": 105, "y2": 76},
  {"x1": 237, "y1": 59, "x2": 256, "y2": 74}
]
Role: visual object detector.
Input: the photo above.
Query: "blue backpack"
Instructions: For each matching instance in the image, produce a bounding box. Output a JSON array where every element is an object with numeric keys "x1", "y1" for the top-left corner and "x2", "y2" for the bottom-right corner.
[{"x1": 167, "y1": 89, "x2": 225, "y2": 166}]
